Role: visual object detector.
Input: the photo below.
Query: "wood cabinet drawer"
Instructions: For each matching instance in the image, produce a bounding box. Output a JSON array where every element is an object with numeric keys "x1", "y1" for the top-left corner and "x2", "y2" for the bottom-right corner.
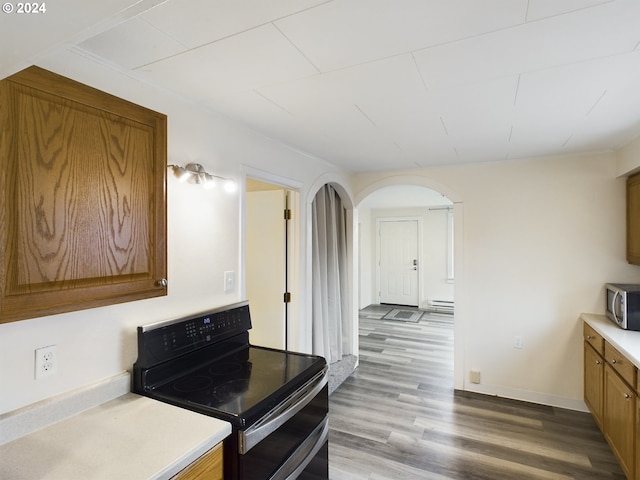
[
  {"x1": 605, "y1": 342, "x2": 637, "y2": 387},
  {"x1": 584, "y1": 323, "x2": 604, "y2": 355}
]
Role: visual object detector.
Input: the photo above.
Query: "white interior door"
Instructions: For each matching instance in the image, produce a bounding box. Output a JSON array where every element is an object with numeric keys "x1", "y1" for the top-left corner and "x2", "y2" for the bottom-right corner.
[
  {"x1": 246, "y1": 190, "x2": 286, "y2": 349},
  {"x1": 379, "y1": 219, "x2": 419, "y2": 306}
]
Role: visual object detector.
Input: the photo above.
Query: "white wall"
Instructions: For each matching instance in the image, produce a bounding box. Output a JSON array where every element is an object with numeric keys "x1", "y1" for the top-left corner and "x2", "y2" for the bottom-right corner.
[
  {"x1": 0, "y1": 49, "x2": 350, "y2": 415},
  {"x1": 358, "y1": 206, "x2": 373, "y2": 308},
  {"x1": 4, "y1": 50, "x2": 639, "y2": 417},
  {"x1": 354, "y1": 153, "x2": 640, "y2": 410},
  {"x1": 359, "y1": 206, "x2": 454, "y2": 309}
]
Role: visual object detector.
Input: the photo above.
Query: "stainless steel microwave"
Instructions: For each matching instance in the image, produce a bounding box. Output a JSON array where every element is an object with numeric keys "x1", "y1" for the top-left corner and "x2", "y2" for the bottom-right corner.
[{"x1": 605, "y1": 283, "x2": 640, "y2": 331}]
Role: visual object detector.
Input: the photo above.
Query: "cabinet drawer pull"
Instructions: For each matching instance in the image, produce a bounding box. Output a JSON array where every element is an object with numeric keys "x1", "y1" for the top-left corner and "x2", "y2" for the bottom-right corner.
[
  {"x1": 586, "y1": 335, "x2": 593, "y2": 340},
  {"x1": 611, "y1": 359, "x2": 617, "y2": 364}
]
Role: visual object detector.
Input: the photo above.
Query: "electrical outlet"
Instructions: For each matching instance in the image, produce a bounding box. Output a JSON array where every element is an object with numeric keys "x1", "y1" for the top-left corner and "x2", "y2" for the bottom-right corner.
[
  {"x1": 35, "y1": 345, "x2": 57, "y2": 379},
  {"x1": 469, "y1": 370, "x2": 481, "y2": 384},
  {"x1": 514, "y1": 336, "x2": 523, "y2": 349}
]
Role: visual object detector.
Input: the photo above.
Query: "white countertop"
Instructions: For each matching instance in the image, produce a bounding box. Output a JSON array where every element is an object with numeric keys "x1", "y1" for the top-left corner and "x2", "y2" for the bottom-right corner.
[
  {"x1": 0, "y1": 374, "x2": 231, "y2": 480},
  {"x1": 582, "y1": 313, "x2": 640, "y2": 368}
]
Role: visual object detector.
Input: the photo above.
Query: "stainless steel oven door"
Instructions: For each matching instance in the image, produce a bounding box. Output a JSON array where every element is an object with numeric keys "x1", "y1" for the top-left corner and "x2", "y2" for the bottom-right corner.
[
  {"x1": 228, "y1": 375, "x2": 329, "y2": 480},
  {"x1": 271, "y1": 417, "x2": 328, "y2": 480},
  {"x1": 239, "y1": 365, "x2": 328, "y2": 454}
]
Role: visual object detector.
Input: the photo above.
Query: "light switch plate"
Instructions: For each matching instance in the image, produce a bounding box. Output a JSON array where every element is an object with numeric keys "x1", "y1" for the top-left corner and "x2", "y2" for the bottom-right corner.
[{"x1": 224, "y1": 271, "x2": 235, "y2": 293}]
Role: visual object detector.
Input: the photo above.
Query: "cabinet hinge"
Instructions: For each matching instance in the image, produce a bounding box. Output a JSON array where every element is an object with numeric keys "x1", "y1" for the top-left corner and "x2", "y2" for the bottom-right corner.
[
  {"x1": 284, "y1": 292, "x2": 291, "y2": 303},
  {"x1": 284, "y1": 209, "x2": 292, "y2": 220}
]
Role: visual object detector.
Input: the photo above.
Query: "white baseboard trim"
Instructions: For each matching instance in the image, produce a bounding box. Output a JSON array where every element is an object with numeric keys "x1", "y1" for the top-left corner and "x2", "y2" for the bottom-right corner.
[{"x1": 460, "y1": 383, "x2": 589, "y2": 412}]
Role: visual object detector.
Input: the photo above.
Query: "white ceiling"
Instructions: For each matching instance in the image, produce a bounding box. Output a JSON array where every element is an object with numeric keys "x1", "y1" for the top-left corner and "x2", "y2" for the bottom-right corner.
[{"x1": 3, "y1": 0, "x2": 640, "y2": 173}]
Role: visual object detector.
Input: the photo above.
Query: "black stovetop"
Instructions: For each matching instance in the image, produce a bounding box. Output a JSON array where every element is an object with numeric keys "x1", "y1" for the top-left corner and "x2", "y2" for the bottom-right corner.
[
  {"x1": 148, "y1": 345, "x2": 325, "y2": 427},
  {"x1": 133, "y1": 302, "x2": 326, "y2": 428}
]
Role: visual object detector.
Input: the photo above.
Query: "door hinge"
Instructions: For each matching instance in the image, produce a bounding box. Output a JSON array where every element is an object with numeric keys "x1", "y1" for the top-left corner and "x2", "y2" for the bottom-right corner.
[
  {"x1": 284, "y1": 209, "x2": 292, "y2": 220},
  {"x1": 284, "y1": 292, "x2": 291, "y2": 303}
]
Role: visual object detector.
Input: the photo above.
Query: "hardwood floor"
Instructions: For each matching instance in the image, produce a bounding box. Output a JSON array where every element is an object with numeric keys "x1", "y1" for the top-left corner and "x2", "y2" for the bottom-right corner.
[{"x1": 327, "y1": 305, "x2": 625, "y2": 480}]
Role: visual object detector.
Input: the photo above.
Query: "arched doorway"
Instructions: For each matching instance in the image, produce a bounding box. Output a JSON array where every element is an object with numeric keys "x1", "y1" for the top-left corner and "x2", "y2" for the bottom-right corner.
[
  {"x1": 356, "y1": 177, "x2": 464, "y2": 390},
  {"x1": 307, "y1": 178, "x2": 358, "y2": 394}
]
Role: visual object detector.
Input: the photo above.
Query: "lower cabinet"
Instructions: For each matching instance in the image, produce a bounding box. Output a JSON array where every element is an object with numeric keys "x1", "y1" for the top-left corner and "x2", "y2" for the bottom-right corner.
[
  {"x1": 604, "y1": 364, "x2": 636, "y2": 478},
  {"x1": 173, "y1": 443, "x2": 223, "y2": 480},
  {"x1": 584, "y1": 342, "x2": 604, "y2": 428},
  {"x1": 584, "y1": 322, "x2": 637, "y2": 480},
  {"x1": 636, "y1": 400, "x2": 640, "y2": 480}
]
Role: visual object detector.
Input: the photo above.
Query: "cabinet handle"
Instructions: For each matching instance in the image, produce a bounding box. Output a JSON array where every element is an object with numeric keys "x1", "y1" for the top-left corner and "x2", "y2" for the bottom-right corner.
[
  {"x1": 611, "y1": 359, "x2": 617, "y2": 364},
  {"x1": 586, "y1": 335, "x2": 593, "y2": 340},
  {"x1": 157, "y1": 278, "x2": 168, "y2": 288},
  {"x1": 595, "y1": 360, "x2": 601, "y2": 365},
  {"x1": 625, "y1": 393, "x2": 632, "y2": 399}
]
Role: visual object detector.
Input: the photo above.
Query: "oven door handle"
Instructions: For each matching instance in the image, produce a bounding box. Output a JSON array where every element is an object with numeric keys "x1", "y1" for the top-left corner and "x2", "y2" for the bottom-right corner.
[
  {"x1": 239, "y1": 365, "x2": 328, "y2": 454},
  {"x1": 270, "y1": 416, "x2": 329, "y2": 480}
]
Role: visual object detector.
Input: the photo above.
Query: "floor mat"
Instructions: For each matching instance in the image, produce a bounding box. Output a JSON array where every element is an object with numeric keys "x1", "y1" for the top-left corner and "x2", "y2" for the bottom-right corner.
[{"x1": 381, "y1": 308, "x2": 423, "y2": 323}]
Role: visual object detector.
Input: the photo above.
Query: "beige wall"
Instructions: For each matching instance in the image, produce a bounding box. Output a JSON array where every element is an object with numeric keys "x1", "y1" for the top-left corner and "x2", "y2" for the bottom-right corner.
[{"x1": 355, "y1": 153, "x2": 640, "y2": 409}]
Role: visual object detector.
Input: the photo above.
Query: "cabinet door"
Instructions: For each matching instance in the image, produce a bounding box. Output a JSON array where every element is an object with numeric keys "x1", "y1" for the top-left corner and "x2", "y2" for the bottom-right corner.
[
  {"x1": 0, "y1": 66, "x2": 167, "y2": 323},
  {"x1": 637, "y1": 399, "x2": 640, "y2": 480},
  {"x1": 628, "y1": 172, "x2": 640, "y2": 265},
  {"x1": 173, "y1": 443, "x2": 223, "y2": 480},
  {"x1": 604, "y1": 364, "x2": 636, "y2": 478},
  {"x1": 584, "y1": 342, "x2": 604, "y2": 429}
]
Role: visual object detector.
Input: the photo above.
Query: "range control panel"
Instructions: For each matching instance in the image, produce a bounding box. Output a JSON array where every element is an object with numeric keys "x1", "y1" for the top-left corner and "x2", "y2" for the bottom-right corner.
[{"x1": 135, "y1": 301, "x2": 252, "y2": 368}]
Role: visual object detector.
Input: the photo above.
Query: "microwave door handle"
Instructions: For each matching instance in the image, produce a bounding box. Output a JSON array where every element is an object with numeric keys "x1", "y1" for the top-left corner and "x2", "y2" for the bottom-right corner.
[{"x1": 612, "y1": 291, "x2": 620, "y2": 324}]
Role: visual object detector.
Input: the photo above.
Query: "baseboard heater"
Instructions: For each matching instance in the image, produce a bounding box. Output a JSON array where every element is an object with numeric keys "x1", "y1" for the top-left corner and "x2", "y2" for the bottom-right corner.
[{"x1": 427, "y1": 300, "x2": 454, "y2": 314}]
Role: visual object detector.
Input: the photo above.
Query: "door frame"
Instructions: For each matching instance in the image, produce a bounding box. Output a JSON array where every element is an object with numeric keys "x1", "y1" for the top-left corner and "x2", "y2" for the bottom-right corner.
[
  {"x1": 241, "y1": 167, "x2": 302, "y2": 350},
  {"x1": 375, "y1": 216, "x2": 422, "y2": 307}
]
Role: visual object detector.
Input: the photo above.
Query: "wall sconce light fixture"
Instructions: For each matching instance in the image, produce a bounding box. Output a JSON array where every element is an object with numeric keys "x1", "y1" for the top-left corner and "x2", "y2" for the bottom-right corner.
[{"x1": 168, "y1": 163, "x2": 237, "y2": 192}]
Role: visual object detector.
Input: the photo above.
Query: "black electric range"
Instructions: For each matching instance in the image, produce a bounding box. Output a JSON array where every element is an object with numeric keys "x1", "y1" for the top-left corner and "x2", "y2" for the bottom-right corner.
[{"x1": 133, "y1": 301, "x2": 328, "y2": 480}]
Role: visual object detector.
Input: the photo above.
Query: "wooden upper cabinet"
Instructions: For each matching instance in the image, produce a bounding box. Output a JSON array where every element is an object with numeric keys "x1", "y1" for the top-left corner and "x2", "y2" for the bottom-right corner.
[
  {"x1": 628, "y1": 172, "x2": 640, "y2": 265},
  {"x1": 0, "y1": 66, "x2": 167, "y2": 323}
]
